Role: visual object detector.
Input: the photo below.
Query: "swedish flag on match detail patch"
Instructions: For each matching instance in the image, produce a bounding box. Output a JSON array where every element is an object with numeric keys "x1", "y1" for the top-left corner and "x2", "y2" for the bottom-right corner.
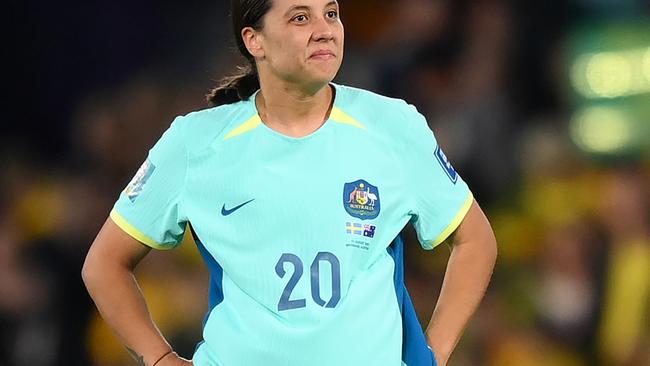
[{"x1": 346, "y1": 222, "x2": 376, "y2": 238}]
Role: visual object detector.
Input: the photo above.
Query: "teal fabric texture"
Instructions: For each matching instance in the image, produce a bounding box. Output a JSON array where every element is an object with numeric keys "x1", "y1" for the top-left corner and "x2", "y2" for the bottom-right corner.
[{"x1": 112, "y1": 84, "x2": 472, "y2": 366}]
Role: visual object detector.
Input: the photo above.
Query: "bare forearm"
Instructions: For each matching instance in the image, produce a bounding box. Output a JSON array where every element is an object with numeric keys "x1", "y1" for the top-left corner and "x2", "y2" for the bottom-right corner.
[
  {"x1": 426, "y1": 241, "x2": 495, "y2": 361},
  {"x1": 425, "y1": 202, "x2": 497, "y2": 364},
  {"x1": 82, "y1": 261, "x2": 172, "y2": 365}
]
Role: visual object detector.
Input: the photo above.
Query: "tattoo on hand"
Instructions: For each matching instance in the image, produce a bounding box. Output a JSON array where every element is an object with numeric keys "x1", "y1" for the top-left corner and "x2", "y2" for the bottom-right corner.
[{"x1": 127, "y1": 347, "x2": 145, "y2": 365}]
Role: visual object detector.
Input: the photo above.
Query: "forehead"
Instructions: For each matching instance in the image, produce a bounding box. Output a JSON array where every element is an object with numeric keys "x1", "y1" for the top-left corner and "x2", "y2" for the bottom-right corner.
[{"x1": 269, "y1": 0, "x2": 339, "y2": 14}]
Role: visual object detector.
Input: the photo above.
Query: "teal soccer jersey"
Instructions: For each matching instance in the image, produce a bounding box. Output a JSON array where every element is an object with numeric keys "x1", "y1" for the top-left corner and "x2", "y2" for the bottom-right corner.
[{"x1": 111, "y1": 84, "x2": 473, "y2": 366}]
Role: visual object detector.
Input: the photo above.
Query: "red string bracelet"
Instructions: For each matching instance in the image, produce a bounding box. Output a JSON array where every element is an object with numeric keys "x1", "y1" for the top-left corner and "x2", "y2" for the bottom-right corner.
[{"x1": 152, "y1": 350, "x2": 175, "y2": 366}]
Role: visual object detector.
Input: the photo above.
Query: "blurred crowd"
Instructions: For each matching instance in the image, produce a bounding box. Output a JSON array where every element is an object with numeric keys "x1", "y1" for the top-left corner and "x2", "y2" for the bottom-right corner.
[{"x1": 3, "y1": 0, "x2": 650, "y2": 365}]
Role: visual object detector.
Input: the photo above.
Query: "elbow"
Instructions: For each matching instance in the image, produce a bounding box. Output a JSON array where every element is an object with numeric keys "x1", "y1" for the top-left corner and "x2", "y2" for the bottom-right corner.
[
  {"x1": 81, "y1": 247, "x2": 108, "y2": 295},
  {"x1": 470, "y1": 219, "x2": 498, "y2": 271},
  {"x1": 478, "y1": 207, "x2": 498, "y2": 267},
  {"x1": 488, "y1": 232, "x2": 498, "y2": 267},
  {"x1": 459, "y1": 200, "x2": 498, "y2": 267},
  {"x1": 81, "y1": 244, "x2": 133, "y2": 296},
  {"x1": 482, "y1": 220, "x2": 498, "y2": 267},
  {"x1": 81, "y1": 251, "x2": 97, "y2": 293}
]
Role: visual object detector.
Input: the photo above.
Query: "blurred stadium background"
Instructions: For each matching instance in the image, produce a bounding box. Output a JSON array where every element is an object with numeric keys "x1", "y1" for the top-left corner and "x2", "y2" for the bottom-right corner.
[{"x1": 3, "y1": 0, "x2": 650, "y2": 365}]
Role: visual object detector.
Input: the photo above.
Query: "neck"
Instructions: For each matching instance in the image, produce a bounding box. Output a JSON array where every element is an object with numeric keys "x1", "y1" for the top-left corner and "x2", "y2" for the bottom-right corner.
[{"x1": 256, "y1": 78, "x2": 333, "y2": 138}]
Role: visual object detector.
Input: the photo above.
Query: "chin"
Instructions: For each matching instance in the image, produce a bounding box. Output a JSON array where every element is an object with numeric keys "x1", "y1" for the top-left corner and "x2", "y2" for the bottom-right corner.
[
  {"x1": 302, "y1": 78, "x2": 334, "y2": 94},
  {"x1": 311, "y1": 66, "x2": 340, "y2": 84},
  {"x1": 310, "y1": 74, "x2": 337, "y2": 90},
  {"x1": 291, "y1": 76, "x2": 330, "y2": 92},
  {"x1": 292, "y1": 64, "x2": 340, "y2": 91}
]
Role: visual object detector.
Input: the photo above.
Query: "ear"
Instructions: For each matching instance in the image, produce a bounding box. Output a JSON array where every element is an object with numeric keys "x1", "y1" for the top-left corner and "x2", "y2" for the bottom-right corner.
[{"x1": 242, "y1": 27, "x2": 264, "y2": 59}]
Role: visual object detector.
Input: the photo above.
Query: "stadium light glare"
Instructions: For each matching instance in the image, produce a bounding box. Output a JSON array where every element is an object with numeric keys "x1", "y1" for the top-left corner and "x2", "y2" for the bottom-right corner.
[
  {"x1": 586, "y1": 53, "x2": 632, "y2": 98},
  {"x1": 644, "y1": 47, "x2": 650, "y2": 82},
  {"x1": 571, "y1": 47, "x2": 650, "y2": 99},
  {"x1": 570, "y1": 106, "x2": 632, "y2": 153},
  {"x1": 570, "y1": 55, "x2": 594, "y2": 98}
]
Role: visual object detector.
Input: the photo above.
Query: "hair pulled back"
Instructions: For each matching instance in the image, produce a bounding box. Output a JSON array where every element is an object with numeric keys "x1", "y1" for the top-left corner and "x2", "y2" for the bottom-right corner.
[{"x1": 207, "y1": 0, "x2": 273, "y2": 106}]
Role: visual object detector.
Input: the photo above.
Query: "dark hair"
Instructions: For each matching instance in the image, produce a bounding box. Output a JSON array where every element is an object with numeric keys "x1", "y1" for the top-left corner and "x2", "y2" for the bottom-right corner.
[{"x1": 206, "y1": 0, "x2": 273, "y2": 106}]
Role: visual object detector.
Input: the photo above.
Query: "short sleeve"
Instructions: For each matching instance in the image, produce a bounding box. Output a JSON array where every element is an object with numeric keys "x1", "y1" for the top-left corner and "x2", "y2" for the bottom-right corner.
[
  {"x1": 402, "y1": 104, "x2": 474, "y2": 250},
  {"x1": 110, "y1": 117, "x2": 188, "y2": 250}
]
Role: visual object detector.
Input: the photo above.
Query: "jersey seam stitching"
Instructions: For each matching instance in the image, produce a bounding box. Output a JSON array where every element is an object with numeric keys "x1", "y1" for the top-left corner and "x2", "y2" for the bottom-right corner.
[
  {"x1": 401, "y1": 103, "x2": 420, "y2": 219},
  {"x1": 178, "y1": 117, "x2": 189, "y2": 230}
]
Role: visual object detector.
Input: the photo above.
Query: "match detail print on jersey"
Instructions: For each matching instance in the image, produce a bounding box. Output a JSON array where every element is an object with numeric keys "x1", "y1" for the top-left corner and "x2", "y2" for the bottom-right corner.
[{"x1": 343, "y1": 179, "x2": 381, "y2": 220}]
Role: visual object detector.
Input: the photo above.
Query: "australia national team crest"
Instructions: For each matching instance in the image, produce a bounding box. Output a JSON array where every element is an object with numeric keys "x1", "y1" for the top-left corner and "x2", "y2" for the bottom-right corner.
[{"x1": 343, "y1": 179, "x2": 380, "y2": 220}]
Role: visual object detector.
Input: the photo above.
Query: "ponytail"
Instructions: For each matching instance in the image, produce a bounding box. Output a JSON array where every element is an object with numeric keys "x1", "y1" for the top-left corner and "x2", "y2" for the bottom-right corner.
[
  {"x1": 206, "y1": 63, "x2": 260, "y2": 106},
  {"x1": 207, "y1": 0, "x2": 271, "y2": 106}
]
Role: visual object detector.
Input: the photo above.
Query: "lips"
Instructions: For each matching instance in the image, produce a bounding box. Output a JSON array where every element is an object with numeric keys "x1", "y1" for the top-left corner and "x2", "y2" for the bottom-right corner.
[{"x1": 310, "y1": 50, "x2": 336, "y2": 59}]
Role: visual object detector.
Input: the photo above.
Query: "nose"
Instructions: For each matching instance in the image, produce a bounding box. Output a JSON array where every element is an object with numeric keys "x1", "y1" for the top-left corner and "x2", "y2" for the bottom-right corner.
[{"x1": 312, "y1": 16, "x2": 334, "y2": 42}]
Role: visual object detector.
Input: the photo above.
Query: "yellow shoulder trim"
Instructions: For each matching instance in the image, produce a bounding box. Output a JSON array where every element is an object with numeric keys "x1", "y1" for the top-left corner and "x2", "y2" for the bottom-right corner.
[
  {"x1": 330, "y1": 106, "x2": 366, "y2": 130},
  {"x1": 109, "y1": 209, "x2": 173, "y2": 250},
  {"x1": 224, "y1": 114, "x2": 262, "y2": 140},
  {"x1": 431, "y1": 192, "x2": 475, "y2": 248}
]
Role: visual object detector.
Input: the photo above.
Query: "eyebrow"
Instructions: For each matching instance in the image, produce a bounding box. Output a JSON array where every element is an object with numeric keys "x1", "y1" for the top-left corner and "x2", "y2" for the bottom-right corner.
[{"x1": 284, "y1": 1, "x2": 338, "y2": 18}]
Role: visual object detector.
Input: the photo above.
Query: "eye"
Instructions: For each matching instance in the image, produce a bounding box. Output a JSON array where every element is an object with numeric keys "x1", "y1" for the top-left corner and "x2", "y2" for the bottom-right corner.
[
  {"x1": 326, "y1": 10, "x2": 338, "y2": 19},
  {"x1": 292, "y1": 14, "x2": 308, "y2": 23}
]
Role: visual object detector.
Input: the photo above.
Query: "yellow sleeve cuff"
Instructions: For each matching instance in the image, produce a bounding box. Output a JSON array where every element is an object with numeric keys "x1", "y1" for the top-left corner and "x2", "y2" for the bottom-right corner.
[
  {"x1": 429, "y1": 192, "x2": 474, "y2": 248},
  {"x1": 109, "y1": 208, "x2": 175, "y2": 250}
]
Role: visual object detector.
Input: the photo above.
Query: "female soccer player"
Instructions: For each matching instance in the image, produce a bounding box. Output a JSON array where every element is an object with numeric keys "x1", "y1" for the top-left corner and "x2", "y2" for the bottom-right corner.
[{"x1": 82, "y1": 0, "x2": 497, "y2": 365}]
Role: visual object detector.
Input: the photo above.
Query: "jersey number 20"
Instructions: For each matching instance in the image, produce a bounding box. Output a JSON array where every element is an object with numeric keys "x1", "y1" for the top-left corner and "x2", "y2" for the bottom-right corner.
[{"x1": 275, "y1": 252, "x2": 341, "y2": 311}]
